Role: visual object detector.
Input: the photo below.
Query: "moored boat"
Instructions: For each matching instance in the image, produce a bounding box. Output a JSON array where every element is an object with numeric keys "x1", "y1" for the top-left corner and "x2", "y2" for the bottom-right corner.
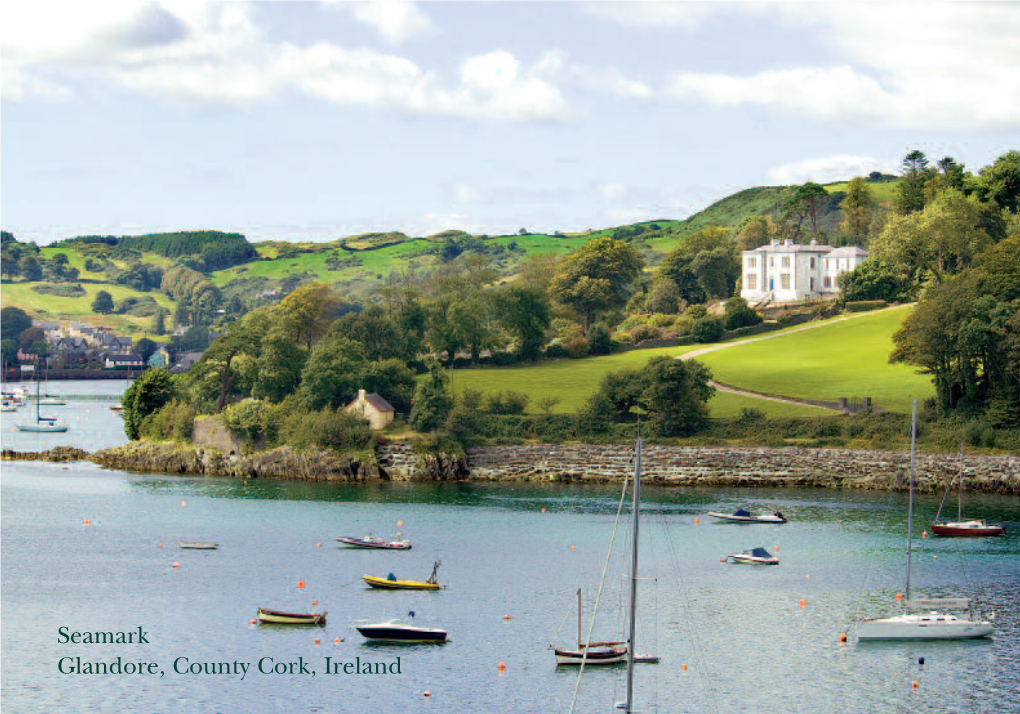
[
  {"x1": 363, "y1": 561, "x2": 443, "y2": 590},
  {"x1": 337, "y1": 535, "x2": 411, "y2": 550},
  {"x1": 931, "y1": 445, "x2": 1005, "y2": 537},
  {"x1": 726, "y1": 547, "x2": 780, "y2": 565},
  {"x1": 179, "y1": 541, "x2": 219, "y2": 549},
  {"x1": 708, "y1": 508, "x2": 787, "y2": 523},
  {"x1": 355, "y1": 612, "x2": 447, "y2": 642},
  {"x1": 257, "y1": 608, "x2": 326, "y2": 625}
]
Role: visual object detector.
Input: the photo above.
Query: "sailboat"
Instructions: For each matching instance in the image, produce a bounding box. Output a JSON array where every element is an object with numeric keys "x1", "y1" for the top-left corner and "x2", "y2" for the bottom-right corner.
[
  {"x1": 16, "y1": 368, "x2": 68, "y2": 433},
  {"x1": 556, "y1": 435, "x2": 656, "y2": 714},
  {"x1": 553, "y1": 587, "x2": 628, "y2": 665},
  {"x1": 857, "y1": 401, "x2": 993, "y2": 641},
  {"x1": 930, "y1": 444, "x2": 1005, "y2": 537}
]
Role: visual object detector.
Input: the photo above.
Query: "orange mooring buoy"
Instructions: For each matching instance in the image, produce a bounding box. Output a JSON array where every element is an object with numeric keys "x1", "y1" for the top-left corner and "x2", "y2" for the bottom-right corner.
[
  {"x1": 912, "y1": 681, "x2": 919, "y2": 689},
  {"x1": 694, "y1": 517, "x2": 700, "y2": 524},
  {"x1": 314, "y1": 638, "x2": 320, "y2": 645},
  {"x1": 799, "y1": 599, "x2": 806, "y2": 608},
  {"x1": 172, "y1": 562, "x2": 180, "y2": 569},
  {"x1": 424, "y1": 690, "x2": 431, "y2": 697},
  {"x1": 895, "y1": 592, "x2": 903, "y2": 601},
  {"x1": 682, "y1": 663, "x2": 688, "y2": 672},
  {"x1": 498, "y1": 662, "x2": 506, "y2": 672},
  {"x1": 297, "y1": 579, "x2": 305, "y2": 589}
]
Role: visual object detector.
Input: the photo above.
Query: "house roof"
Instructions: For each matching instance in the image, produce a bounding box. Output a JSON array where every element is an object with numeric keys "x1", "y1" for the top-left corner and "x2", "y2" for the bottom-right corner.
[
  {"x1": 826, "y1": 246, "x2": 870, "y2": 257},
  {"x1": 350, "y1": 392, "x2": 395, "y2": 413}
]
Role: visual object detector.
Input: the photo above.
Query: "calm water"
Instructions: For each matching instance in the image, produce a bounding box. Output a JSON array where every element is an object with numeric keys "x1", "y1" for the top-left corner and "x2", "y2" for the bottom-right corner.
[{"x1": 2, "y1": 386, "x2": 1019, "y2": 713}]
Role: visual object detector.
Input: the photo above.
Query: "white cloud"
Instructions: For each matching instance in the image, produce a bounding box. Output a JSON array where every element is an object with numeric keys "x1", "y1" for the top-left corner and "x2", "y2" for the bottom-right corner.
[
  {"x1": 580, "y1": 1, "x2": 723, "y2": 30},
  {"x1": 335, "y1": 1, "x2": 437, "y2": 44},
  {"x1": 765, "y1": 155, "x2": 898, "y2": 185},
  {"x1": 536, "y1": 50, "x2": 652, "y2": 99}
]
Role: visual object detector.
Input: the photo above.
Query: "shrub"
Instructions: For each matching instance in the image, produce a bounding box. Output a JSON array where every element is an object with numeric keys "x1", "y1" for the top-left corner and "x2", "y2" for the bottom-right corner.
[
  {"x1": 587, "y1": 323, "x2": 613, "y2": 355},
  {"x1": 279, "y1": 407, "x2": 373, "y2": 451},
  {"x1": 845, "y1": 300, "x2": 888, "y2": 313},
  {"x1": 31, "y1": 283, "x2": 86, "y2": 297},
  {"x1": 139, "y1": 399, "x2": 195, "y2": 441},
  {"x1": 691, "y1": 316, "x2": 724, "y2": 343},
  {"x1": 486, "y1": 390, "x2": 530, "y2": 415},
  {"x1": 221, "y1": 398, "x2": 270, "y2": 447},
  {"x1": 649, "y1": 313, "x2": 675, "y2": 328},
  {"x1": 544, "y1": 342, "x2": 570, "y2": 359},
  {"x1": 629, "y1": 324, "x2": 662, "y2": 342},
  {"x1": 565, "y1": 336, "x2": 590, "y2": 359}
]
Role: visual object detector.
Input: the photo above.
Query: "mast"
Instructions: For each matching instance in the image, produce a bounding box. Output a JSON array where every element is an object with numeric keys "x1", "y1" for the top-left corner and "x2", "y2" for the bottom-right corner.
[
  {"x1": 576, "y1": 588, "x2": 582, "y2": 650},
  {"x1": 957, "y1": 442, "x2": 964, "y2": 522},
  {"x1": 905, "y1": 399, "x2": 916, "y2": 603},
  {"x1": 624, "y1": 436, "x2": 642, "y2": 713}
]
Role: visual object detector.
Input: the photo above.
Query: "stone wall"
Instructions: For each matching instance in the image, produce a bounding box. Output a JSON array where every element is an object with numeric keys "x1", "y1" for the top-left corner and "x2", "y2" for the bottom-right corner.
[{"x1": 461, "y1": 444, "x2": 1020, "y2": 493}]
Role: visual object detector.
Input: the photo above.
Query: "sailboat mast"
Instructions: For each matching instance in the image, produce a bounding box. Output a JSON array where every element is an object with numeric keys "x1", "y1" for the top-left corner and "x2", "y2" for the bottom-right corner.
[
  {"x1": 958, "y1": 443, "x2": 964, "y2": 522},
  {"x1": 905, "y1": 399, "x2": 916, "y2": 603},
  {"x1": 624, "y1": 436, "x2": 642, "y2": 713}
]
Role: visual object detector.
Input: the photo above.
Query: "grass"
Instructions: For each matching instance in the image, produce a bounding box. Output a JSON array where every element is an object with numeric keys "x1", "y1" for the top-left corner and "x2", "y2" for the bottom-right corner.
[
  {"x1": 693, "y1": 305, "x2": 931, "y2": 414},
  {"x1": 445, "y1": 306, "x2": 925, "y2": 418}
]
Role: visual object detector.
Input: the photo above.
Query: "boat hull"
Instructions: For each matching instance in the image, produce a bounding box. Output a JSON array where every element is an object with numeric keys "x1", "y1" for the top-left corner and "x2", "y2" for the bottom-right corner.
[
  {"x1": 858, "y1": 614, "x2": 993, "y2": 641},
  {"x1": 355, "y1": 624, "x2": 447, "y2": 642},
  {"x1": 179, "y1": 541, "x2": 219, "y2": 549},
  {"x1": 931, "y1": 522, "x2": 1004, "y2": 537},
  {"x1": 257, "y1": 608, "x2": 326, "y2": 626},
  {"x1": 707, "y1": 511, "x2": 786, "y2": 524},
  {"x1": 337, "y1": 536, "x2": 411, "y2": 550},
  {"x1": 554, "y1": 644, "x2": 628, "y2": 665},
  {"x1": 17, "y1": 424, "x2": 68, "y2": 432},
  {"x1": 362, "y1": 575, "x2": 441, "y2": 590},
  {"x1": 727, "y1": 555, "x2": 779, "y2": 565}
]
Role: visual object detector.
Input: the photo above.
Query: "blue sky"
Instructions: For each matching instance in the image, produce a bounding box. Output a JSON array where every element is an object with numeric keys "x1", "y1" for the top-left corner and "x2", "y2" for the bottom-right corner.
[{"x1": 2, "y1": 1, "x2": 1018, "y2": 245}]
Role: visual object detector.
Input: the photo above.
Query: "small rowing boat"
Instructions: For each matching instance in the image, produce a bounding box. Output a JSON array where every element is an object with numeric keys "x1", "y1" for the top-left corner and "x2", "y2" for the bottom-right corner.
[
  {"x1": 257, "y1": 608, "x2": 327, "y2": 626},
  {"x1": 179, "y1": 541, "x2": 219, "y2": 550}
]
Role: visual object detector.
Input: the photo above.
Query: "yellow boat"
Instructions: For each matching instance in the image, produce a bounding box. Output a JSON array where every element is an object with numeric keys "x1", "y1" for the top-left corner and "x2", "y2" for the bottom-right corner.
[{"x1": 363, "y1": 561, "x2": 444, "y2": 591}]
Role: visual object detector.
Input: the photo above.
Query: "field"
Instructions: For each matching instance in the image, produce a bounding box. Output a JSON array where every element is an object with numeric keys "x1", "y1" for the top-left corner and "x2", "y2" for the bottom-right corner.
[{"x1": 446, "y1": 306, "x2": 923, "y2": 418}]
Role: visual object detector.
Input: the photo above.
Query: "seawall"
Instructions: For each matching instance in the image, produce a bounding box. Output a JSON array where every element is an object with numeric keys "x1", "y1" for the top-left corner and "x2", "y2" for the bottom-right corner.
[{"x1": 4, "y1": 442, "x2": 1018, "y2": 493}]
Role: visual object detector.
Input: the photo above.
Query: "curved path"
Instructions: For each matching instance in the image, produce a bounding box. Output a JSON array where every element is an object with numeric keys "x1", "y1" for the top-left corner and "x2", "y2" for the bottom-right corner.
[{"x1": 678, "y1": 304, "x2": 912, "y2": 412}]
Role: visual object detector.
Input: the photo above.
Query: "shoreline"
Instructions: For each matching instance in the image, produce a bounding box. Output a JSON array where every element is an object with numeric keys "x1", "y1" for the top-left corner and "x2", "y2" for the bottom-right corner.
[{"x1": 4, "y1": 441, "x2": 1018, "y2": 494}]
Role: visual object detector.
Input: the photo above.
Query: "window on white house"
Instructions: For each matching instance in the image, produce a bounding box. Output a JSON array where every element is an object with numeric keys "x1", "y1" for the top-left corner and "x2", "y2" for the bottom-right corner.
[
  {"x1": 780, "y1": 273, "x2": 791, "y2": 289},
  {"x1": 746, "y1": 274, "x2": 757, "y2": 290},
  {"x1": 747, "y1": 257, "x2": 756, "y2": 268},
  {"x1": 781, "y1": 256, "x2": 791, "y2": 268},
  {"x1": 769, "y1": 257, "x2": 774, "y2": 267},
  {"x1": 824, "y1": 276, "x2": 832, "y2": 288},
  {"x1": 810, "y1": 277, "x2": 815, "y2": 291},
  {"x1": 810, "y1": 257, "x2": 816, "y2": 269}
]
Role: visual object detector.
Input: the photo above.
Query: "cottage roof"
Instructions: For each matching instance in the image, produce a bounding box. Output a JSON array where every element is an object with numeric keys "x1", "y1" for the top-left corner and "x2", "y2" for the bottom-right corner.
[{"x1": 349, "y1": 391, "x2": 395, "y2": 413}]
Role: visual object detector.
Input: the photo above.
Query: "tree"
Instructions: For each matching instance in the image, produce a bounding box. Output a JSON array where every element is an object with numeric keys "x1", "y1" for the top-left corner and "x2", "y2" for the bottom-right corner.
[
  {"x1": 122, "y1": 368, "x2": 176, "y2": 440},
  {"x1": 409, "y1": 360, "x2": 452, "y2": 432},
  {"x1": 297, "y1": 334, "x2": 366, "y2": 411},
  {"x1": 645, "y1": 278, "x2": 680, "y2": 314},
  {"x1": 737, "y1": 217, "x2": 772, "y2": 251},
  {"x1": 19, "y1": 255, "x2": 42, "y2": 281},
  {"x1": 783, "y1": 182, "x2": 829, "y2": 239},
  {"x1": 362, "y1": 358, "x2": 417, "y2": 414},
  {"x1": 490, "y1": 285, "x2": 550, "y2": 360},
  {"x1": 251, "y1": 326, "x2": 307, "y2": 402},
  {"x1": 277, "y1": 282, "x2": 343, "y2": 349},
  {"x1": 691, "y1": 247, "x2": 739, "y2": 300},
  {"x1": 2, "y1": 306, "x2": 32, "y2": 340},
  {"x1": 548, "y1": 237, "x2": 643, "y2": 330},
  {"x1": 91, "y1": 290, "x2": 115, "y2": 315},
  {"x1": 839, "y1": 177, "x2": 876, "y2": 244},
  {"x1": 640, "y1": 357, "x2": 714, "y2": 437},
  {"x1": 872, "y1": 189, "x2": 991, "y2": 287},
  {"x1": 153, "y1": 310, "x2": 166, "y2": 336},
  {"x1": 188, "y1": 309, "x2": 271, "y2": 412},
  {"x1": 894, "y1": 150, "x2": 937, "y2": 215},
  {"x1": 977, "y1": 150, "x2": 1020, "y2": 214},
  {"x1": 839, "y1": 258, "x2": 914, "y2": 303},
  {"x1": 133, "y1": 337, "x2": 158, "y2": 364}
]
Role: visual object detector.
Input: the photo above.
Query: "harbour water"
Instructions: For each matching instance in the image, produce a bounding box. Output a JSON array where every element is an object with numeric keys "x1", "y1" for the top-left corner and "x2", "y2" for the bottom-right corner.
[{"x1": 2, "y1": 385, "x2": 1018, "y2": 713}]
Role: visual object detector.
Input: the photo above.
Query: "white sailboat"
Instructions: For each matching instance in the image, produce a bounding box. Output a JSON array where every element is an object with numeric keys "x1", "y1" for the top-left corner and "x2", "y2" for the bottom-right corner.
[
  {"x1": 16, "y1": 368, "x2": 68, "y2": 433},
  {"x1": 857, "y1": 401, "x2": 992, "y2": 641}
]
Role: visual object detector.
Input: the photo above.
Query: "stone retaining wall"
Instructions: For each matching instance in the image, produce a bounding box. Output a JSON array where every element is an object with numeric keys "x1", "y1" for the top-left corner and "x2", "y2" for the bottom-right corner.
[{"x1": 459, "y1": 444, "x2": 1020, "y2": 493}]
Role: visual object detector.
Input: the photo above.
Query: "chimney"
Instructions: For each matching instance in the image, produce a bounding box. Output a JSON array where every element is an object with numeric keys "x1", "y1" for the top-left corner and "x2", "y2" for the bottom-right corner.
[
  {"x1": 784, "y1": 238, "x2": 793, "y2": 246},
  {"x1": 358, "y1": 389, "x2": 366, "y2": 401}
]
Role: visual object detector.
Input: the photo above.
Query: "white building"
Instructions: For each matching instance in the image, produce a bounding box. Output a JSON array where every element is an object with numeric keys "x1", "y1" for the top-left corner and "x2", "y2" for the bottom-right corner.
[{"x1": 740, "y1": 238, "x2": 869, "y2": 305}]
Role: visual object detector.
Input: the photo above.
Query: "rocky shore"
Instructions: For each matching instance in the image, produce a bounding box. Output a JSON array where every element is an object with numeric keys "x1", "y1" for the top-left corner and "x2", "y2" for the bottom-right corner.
[{"x1": 4, "y1": 441, "x2": 1018, "y2": 493}]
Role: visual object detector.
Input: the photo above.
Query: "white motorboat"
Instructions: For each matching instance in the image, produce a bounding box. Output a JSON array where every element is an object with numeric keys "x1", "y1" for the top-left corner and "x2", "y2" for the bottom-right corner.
[
  {"x1": 726, "y1": 547, "x2": 779, "y2": 565},
  {"x1": 708, "y1": 508, "x2": 787, "y2": 523}
]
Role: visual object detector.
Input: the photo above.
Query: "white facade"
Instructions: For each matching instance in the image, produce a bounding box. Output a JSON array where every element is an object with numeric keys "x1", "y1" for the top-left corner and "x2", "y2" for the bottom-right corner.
[{"x1": 740, "y1": 239, "x2": 868, "y2": 305}]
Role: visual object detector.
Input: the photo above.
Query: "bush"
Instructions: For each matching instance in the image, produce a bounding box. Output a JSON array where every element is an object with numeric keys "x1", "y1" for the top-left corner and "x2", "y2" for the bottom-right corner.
[
  {"x1": 845, "y1": 300, "x2": 887, "y2": 313},
  {"x1": 544, "y1": 342, "x2": 570, "y2": 359},
  {"x1": 587, "y1": 323, "x2": 613, "y2": 356},
  {"x1": 279, "y1": 407, "x2": 373, "y2": 451},
  {"x1": 139, "y1": 399, "x2": 195, "y2": 441},
  {"x1": 486, "y1": 390, "x2": 530, "y2": 415},
  {"x1": 691, "y1": 316, "x2": 724, "y2": 343},
  {"x1": 629, "y1": 324, "x2": 662, "y2": 342},
  {"x1": 221, "y1": 399, "x2": 271, "y2": 447},
  {"x1": 565, "y1": 337, "x2": 589, "y2": 359},
  {"x1": 649, "y1": 313, "x2": 675, "y2": 328},
  {"x1": 31, "y1": 283, "x2": 86, "y2": 297}
]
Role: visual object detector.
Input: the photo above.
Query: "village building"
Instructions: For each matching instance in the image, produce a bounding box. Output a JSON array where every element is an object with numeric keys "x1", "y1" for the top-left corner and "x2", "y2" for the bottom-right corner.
[
  {"x1": 740, "y1": 238, "x2": 869, "y2": 305},
  {"x1": 345, "y1": 389, "x2": 395, "y2": 430}
]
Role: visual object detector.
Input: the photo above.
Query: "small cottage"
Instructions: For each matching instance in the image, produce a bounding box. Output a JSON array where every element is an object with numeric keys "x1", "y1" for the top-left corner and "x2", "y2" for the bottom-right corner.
[{"x1": 346, "y1": 389, "x2": 395, "y2": 430}]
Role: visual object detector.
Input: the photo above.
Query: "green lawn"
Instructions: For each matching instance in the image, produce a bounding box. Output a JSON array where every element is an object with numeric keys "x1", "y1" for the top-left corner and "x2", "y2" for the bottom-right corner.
[
  {"x1": 694, "y1": 306, "x2": 932, "y2": 414},
  {"x1": 446, "y1": 306, "x2": 927, "y2": 418}
]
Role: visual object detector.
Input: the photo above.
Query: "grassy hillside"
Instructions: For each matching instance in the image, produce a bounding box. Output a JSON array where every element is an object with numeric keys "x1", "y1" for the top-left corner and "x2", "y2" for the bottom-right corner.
[{"x1": 446, "y1": 306, "x2": 920, "y2": 418}]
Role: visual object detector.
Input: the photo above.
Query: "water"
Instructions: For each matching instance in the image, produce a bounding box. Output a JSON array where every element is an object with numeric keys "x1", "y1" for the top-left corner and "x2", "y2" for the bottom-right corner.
[{"x1": 2, "y1": 387, "x2": 1019, "y2": 713}]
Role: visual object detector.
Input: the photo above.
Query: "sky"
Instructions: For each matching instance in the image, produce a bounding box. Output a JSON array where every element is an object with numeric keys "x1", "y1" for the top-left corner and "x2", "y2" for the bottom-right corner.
[{"x1": 2, "y1": 1, "x2": 1018, "y2": 246}]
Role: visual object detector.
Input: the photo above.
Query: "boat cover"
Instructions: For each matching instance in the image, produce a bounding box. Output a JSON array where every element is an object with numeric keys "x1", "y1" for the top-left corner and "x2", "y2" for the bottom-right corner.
[
  {"x1": 748, "y1": 547, "x2": 773, "y2": 558},
  {"x1": 733, "y1": 509, "x2": 752, "y2": 517}
]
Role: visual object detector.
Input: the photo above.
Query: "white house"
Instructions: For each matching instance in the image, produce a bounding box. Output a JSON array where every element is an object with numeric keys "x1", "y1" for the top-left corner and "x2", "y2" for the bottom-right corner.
[
  {"x1": 345, "y1": 389, "x2": 395, "y2": 431},
  {"x1": 740, "y1": 238, "x2": 869, "y2": 305}
]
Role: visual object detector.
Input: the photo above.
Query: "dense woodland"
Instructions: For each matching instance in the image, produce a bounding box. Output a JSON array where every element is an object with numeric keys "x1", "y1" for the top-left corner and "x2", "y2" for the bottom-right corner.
[{"x1": 3, "y1": 149, "x2": 1019, "y2": 452}]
